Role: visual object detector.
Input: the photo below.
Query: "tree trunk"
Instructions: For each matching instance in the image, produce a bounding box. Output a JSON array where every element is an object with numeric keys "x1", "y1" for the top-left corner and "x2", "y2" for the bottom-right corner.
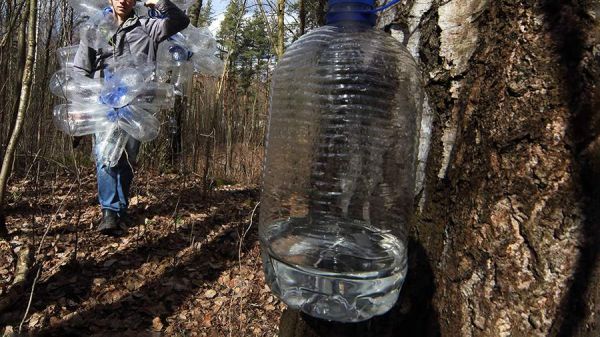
[
  {"x1": 0, "y1": 0, "x2": 26, "y2": 49},
  {"x1": 316, "y1": 0, "x2": 326, "y2": 26},
  {"x1": 0, "y1": 0, "x2": 37, "y2": 238},
  {"x1": 279, "y1": 0, "x2": 600, "y2": 336},
  {"x1": 188, "y1": 0, "x2": 203, "y2": 27},
  {"x1": 276, "y1": 0, "x2": 285, "y2": 58},
  {"x1": 299, "y1": 0, "x2": 306, "y2": 36},
  {"x1": 6, "y1": 2, "x2": 29, "y2": 153},
  {"x1": 36, "y1": 0, "x2": 56, "y2": 152},
  {"x1": 170, "y1": 95, "x2": 185, "y2": 168}
]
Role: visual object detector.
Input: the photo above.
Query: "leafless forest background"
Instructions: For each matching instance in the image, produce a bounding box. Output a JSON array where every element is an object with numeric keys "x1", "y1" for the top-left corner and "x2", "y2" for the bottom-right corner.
[{"x1": 0, "y1": 0, "x2": 270, "y2": 189}]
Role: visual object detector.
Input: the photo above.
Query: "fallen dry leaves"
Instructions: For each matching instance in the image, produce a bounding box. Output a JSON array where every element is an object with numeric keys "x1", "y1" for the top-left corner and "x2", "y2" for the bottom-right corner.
[
  {"x1": 0, "y1": 170, "x2": 283, "y2": 336},
  {"x1": 0, "y1": 240, "x2": 14, "y2": 296}
]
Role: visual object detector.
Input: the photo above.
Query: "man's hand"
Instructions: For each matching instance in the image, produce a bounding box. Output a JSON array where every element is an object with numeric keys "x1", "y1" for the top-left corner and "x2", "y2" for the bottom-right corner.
[{"x1": 144, "y1": 0, "x2": 160, "y2": 8}]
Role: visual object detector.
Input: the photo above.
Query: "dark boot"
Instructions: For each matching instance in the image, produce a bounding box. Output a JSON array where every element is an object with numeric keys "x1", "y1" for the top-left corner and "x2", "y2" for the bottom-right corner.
[
  {"x1": 118, "y1": 210, "x2": 135, "y2": 228},
  {"x1": 98, "y1": 209, "x2": 125, "y2": 236}
]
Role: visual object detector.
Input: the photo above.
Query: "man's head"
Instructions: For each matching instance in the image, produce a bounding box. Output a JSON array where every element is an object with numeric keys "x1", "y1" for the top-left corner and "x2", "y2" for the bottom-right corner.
[{"x1": 109, "y1": 0, "x2": 136, "y2": 21}]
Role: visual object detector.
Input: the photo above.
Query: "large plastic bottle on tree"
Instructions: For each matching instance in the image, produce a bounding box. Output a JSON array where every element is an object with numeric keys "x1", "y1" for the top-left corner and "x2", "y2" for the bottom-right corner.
[{"x1": 259, "y1": 0, "x2": 423, "y2": 323}]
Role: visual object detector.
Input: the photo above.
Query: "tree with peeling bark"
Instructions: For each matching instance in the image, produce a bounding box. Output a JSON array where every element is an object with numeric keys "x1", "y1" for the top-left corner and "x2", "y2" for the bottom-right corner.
[{"x1": 279, "y1": 0, "x2": 600, "y2": 336}]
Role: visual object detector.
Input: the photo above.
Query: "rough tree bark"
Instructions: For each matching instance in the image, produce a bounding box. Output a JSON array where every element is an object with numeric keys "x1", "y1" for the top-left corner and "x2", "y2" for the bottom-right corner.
[
  {"x1": 279, "y1": 0, "x2": 600, "y2": 336},
  {"x1": 0, "y1": 0, "x2": 37, "y2": 238}
]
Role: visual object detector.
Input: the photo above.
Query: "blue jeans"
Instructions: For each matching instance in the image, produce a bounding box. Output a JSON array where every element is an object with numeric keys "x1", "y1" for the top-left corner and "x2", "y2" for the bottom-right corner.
[{"x1": 95, "y1": 137, "x2": 141, "y2": 213}]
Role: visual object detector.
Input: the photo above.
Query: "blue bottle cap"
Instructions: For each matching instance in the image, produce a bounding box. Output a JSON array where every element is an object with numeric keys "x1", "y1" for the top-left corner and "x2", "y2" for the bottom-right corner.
[
  {"x1": 328, "y1": 0, "x2": 374, "y2": 6},
  {"x1": 326, "y1": 0, "x2": 402, "y2": 26},
  {"x1": 102, "y1": 6, "x2": 114, "y2": 16},
  {"x1": 169, "y1": 45, "x2": 190, "y2": 62},
  {"x1": 326, "y1": 0, "x2": 376, "y2": 26}
]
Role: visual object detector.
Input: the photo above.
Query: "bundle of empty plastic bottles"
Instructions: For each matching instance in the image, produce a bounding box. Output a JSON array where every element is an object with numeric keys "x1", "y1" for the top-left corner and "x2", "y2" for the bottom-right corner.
[
  {"x1": 50, "y1": 51, "x2": 175, "y2": 166},
  {"x1": 156, "y1": 25, "x2": 224, "y2": 94},
  {"x1": 69, "y1": 0, "x2": 223, "y2": 90},
  {"x1": 139, "y1": 0, "x2": 223, "y2": 92},
  {"x1": 68, "y1": 0, "x2": 119, "y2": 50},
  {"x1": 50, "y1": 0, "x2": 222, "y2": 166},
  {"x1": 156, "y1": 25, "x2": 223, "y2": 94}
]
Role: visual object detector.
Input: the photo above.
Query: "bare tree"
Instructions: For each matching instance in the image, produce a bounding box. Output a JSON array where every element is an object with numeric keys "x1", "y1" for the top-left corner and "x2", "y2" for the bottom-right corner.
[
  {"x1": 187, "y1": 0, "x2": 203, "y2": 27},
  {"x1": 0, "y1": 0, "x2": 38, "y2": 238},
  {"x1": 299, "y1": 0, "x2": 306, "y2": 36},
  {"x1": 276, "y1": 0, "x2": 285, "y2": 58}
]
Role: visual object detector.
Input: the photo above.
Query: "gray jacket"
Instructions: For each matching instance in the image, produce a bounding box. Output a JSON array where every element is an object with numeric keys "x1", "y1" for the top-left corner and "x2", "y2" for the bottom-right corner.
[{"x1": 74, "y1": 0, "x2": 190, "y2": 78}]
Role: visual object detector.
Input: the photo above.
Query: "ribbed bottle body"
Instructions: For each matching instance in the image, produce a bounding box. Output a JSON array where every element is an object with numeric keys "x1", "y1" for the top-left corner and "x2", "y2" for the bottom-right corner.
[{"x1": 259, "y1": 23, "x2": 423, "y2": 322}]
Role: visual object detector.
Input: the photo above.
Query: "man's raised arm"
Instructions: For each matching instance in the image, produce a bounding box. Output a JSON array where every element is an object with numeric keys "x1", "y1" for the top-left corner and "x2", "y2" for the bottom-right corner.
[{"x1": 143, "y1": 0, "x2": 190, "y2": 43}]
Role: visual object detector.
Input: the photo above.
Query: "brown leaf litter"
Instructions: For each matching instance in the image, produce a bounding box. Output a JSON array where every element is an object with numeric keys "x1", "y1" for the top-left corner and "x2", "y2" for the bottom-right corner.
[{"x1": 0, "y1": 170, "x2": 283, "y2": 336}]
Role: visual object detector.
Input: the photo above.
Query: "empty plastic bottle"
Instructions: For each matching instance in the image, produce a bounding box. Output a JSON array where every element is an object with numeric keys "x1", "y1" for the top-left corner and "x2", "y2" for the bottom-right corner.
[
  {"x1": 133, "y1": 82, "x2": 176, "y2": 110},
  {"x1": 156, "y1": 25, "x2": 223, "y2": 81},
  {"x1": 68, "y1": 0, "x2": 109, "y2": 15},
  {"x1": 117, "y1": 105, "x2": 161, "y2": 142},
  {"x1": 171, "y1": 61, "x2": 194, "y2": 95},
  {"x1": 156, "y1": 40, "x2": 194, "y2": 94},
  {"x1": 49, "y1": 70, "x2": 103, "y2": 104},
  {"x1": 57, "y1": 45, "x2": 80, "y2": 69},
  {"x1": 53, "y1": 104, "x2": 113, "y2": 136},
  {"x1": 259, "y1": 0, "x2": 423, "y2": 323},
  {"x1": 95, "y1": 124, "x2": 131, "y2": 167},
  {"x1": 99, "y1": 68, "x2": 146, "y2": 108},
  {"x1": 78, "y1": 6, "x2": 118, "y2": 50},
  {"x1": 176, "y1": 26, "x2": 218, "y2": 55}
]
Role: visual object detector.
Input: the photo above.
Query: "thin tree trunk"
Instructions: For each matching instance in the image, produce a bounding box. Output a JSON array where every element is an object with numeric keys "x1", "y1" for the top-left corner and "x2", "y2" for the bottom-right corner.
[
  {"x1": 256, "y1": 0, "x2": 277, "y2": 54},
  {"x1": 299, "y1": 0, "x2": 306, "y2": 36},
  {"x1": 276, "y1": 0, "x2": 285, "y2": 58},
  {"x1": 36, "y1": 0, "x2": 56, "y2": 151},
  {"x1": 188, "y1": 0, "x2": 203, "y2": 27},
  {"x1": 170, "y1": 95, "x2": 185, "y2": 168},
  {"x1": 316, "y1": 0, "x2": 326, "y2": 26},
  {"x1": 7, "y1": 1, "x2": 29, "y2": 147},
  {"x1": 0, "y1": 0, "x2": 27, "y2": 48},
  {"x1": 0, "y1": 0, "x2": 37, "y2": 238}
]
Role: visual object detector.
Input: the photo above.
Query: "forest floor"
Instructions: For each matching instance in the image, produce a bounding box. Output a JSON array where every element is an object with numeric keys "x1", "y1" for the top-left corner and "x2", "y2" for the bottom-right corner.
[{"x1": 0, "y1": 169, "x2": 282, "y2": 336}]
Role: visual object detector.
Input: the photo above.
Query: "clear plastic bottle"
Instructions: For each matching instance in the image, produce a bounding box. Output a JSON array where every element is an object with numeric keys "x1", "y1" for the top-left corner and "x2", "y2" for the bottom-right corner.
[
  {"x1": 95, "y1": 124, "x2": 130, "y2": 167},
  {"x1": 78, "y1": 6, "x2": 118, "y2": 50},
  {"x1": 259, "y1": 0, "x2": 423, "y2": 323},
  {"x1": 57, "y1": 45, "x2": 79, "y2": 69},
  {"x1": 53, "y1": 104, "x2": 112, "y2": 136}
]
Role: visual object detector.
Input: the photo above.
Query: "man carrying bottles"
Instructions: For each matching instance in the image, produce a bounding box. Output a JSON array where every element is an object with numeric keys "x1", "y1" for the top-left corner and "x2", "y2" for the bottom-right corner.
[{"x1": 73, "y1": 0, "x2": 189, "y2": 236}]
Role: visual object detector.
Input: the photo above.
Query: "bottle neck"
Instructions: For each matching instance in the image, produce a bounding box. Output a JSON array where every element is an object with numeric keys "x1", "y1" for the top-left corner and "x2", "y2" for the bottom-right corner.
[{"x1": 326, "y1": 2, "x2": 377, "y2": 27}]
